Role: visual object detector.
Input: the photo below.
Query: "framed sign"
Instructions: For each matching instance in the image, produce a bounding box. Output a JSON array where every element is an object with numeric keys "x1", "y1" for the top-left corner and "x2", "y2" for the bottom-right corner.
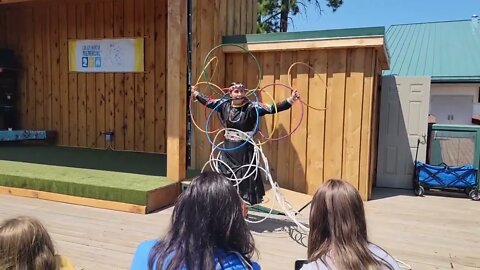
[{"x1": 68, "y1": 38, "x2": 144, "y2": 72}]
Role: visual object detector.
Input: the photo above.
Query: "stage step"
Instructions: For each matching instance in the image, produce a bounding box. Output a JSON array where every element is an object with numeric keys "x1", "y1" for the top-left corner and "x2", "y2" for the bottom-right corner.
[
  {"x1": 0, "y1": 160, "x2": 179, "y2": 214},
  {"x1": 0, "y1": 145, "x2": 201, "y2": 214}
]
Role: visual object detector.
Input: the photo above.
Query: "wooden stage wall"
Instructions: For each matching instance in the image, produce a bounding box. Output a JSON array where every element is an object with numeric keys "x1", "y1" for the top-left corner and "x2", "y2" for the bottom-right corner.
[
  {"x1": 0, "y1": 0, "x2": 257, "y2": 154},
  {"x1": 193, "y1": 48, "x2": 382, "y2": 199},
  {"x1": 0, "y1": 0, "x2": 383, "y2": 198},
  {"x1": 0, "y1": 0, "x2": 167, "y2": 152}
]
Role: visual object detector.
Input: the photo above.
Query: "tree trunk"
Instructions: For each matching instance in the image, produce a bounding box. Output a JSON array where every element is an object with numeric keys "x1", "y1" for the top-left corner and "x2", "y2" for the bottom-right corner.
[{"x1": 280, "y1": 0, "x2": 289, "y2": 32}]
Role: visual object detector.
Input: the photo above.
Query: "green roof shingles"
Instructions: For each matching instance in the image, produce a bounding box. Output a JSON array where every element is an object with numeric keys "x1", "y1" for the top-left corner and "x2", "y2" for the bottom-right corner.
[{"x1": 384, "y1": 20, "x2": 480, "y2": 82}]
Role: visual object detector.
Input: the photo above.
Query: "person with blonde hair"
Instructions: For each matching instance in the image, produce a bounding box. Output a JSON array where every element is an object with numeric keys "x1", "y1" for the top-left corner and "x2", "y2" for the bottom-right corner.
[
  {"x1": 0, "y1": 216, "x2": 74, "y2": 270},
  {"x1": 301, "y1": 179, "x2": 399, "y2": 270}
]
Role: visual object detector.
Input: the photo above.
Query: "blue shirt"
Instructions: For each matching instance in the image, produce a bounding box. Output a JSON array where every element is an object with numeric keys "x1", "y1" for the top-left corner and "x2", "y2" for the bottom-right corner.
[{"x1": 131, "y1": 240, "x2": 261, "y2": 270}]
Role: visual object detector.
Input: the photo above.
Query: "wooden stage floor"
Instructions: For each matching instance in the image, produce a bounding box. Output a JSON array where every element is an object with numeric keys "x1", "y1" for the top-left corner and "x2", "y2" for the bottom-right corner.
[{"x1": 1, "y1": 188, "x2": 479, "y2": 269}]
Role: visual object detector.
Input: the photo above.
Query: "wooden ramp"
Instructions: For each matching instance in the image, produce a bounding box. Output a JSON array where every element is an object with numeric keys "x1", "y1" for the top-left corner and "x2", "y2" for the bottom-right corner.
[{"x1": 253, "y1": 184, "x2": 312, "y2": 215}]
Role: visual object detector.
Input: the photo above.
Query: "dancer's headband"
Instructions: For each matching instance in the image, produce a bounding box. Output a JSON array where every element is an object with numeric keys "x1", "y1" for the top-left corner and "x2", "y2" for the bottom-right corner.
[{"x1": 229, "y1": 82, "x2": 246, "y2": 92}]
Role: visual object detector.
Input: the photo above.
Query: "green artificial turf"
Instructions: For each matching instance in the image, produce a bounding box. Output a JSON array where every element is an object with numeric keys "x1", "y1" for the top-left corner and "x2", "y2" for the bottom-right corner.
[
  {"x1": 0, "y1": 145, "x2": 201, "y2": 205},
  {"x1": 0, "y1": 160, "x2": 175, "y2": 205}
]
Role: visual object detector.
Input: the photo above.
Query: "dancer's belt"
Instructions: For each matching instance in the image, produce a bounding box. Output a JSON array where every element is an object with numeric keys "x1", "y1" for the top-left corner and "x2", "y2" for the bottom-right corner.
[{"x1": 224, "y1": 130, "x2": 254, "y2": 141}]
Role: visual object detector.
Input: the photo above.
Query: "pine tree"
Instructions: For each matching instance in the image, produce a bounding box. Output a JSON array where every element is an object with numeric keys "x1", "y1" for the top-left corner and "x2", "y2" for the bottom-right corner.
[{"x1": 257, "y1": 0, "x2": 343, "y2": 33}]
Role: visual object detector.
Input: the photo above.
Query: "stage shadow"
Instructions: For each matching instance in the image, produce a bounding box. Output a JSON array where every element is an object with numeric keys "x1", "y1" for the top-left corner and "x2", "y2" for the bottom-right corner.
[{"x1": 247, "y1": 213, "x2": 309, "y2": 248}]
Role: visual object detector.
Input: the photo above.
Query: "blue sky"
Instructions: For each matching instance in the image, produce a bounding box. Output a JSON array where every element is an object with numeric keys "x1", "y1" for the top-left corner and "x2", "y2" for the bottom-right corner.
[{"x1": 290, "y1": 0, "x2": 479, "y2": 31}]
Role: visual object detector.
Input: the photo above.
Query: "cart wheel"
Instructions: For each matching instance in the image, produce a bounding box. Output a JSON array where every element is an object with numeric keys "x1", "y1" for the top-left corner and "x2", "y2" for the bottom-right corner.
[
  {"x1": 465, "y1": 188, "x2": 472, "y2": 195},
  {"x1": 414, "y1": 186, "x2": 425, "y2": 196},
  {"x1": 469, "y1": 190, "x2": 480, "y2": 201}
]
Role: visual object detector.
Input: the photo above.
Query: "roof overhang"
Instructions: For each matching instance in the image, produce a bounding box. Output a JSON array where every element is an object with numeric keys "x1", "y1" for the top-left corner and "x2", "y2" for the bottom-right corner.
[
  {"x1": 431, "y1": 77, "x2": 480, "y2": 83},
  {"x1": 222, "y1": 27, "x2": 390, "y2": 69}
]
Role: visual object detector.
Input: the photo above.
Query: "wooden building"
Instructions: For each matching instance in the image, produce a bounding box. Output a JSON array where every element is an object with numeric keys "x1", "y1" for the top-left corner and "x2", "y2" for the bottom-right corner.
[
  {"x1": 0, "y1": 0, "x2": 256, "y2": 182},
  {"x1": 192, "y1": 29, "x2": 389, "y2": 199},
  {"x1": 0, "y1": 0, "x2": 388, "y2": 204}
]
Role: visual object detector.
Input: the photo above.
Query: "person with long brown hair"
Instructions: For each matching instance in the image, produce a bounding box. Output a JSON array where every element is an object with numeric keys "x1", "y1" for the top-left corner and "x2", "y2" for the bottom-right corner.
[
  {"x1": 0, "y1": 216, "x2": 74, "y2": 270},
  {"x1": 301, "y1": 179, "x2": 399, "y2": 270}
]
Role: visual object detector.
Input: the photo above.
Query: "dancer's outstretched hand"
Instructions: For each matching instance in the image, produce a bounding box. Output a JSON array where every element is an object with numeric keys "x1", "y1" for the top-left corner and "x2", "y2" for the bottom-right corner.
[
  {"x1": 291, "y1": 90, "x2": 300, "y2": 102},
  {"x1": 191, "y1": 85, "x2": 199, "y2": 98}
]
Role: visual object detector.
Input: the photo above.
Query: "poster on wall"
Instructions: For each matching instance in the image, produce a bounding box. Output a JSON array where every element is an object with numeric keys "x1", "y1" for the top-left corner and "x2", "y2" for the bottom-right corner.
[{"x1": 68, "y1": 38, "x2": 144, "y2": 72}]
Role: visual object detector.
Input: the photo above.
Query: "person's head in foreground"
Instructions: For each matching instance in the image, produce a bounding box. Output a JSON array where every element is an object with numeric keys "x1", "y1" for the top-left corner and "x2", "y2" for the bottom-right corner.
[
  {"x1": 147, "y1": 171, "x2": 259, "y2": 270},
  {"x1": 0, "y1": 216, "x2": 57, "y2": 270},
  {"x1": 303, "y1": 179, "x2": 399, "y2": 270}
]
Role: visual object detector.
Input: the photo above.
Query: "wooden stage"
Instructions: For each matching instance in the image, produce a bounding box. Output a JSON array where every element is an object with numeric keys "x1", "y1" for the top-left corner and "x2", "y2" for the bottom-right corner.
[
  {"x1": 0, "y1": 189, "x2": 478, "y2": 269},
  {"x1": 0, "y1": 145, "x2": 311, "y2": 215},
  {"x1": 0, "y1": 144, "x2": 314, "y2": 216},
  {"x1": 0, "y1": 145, "x2": 199, "y2": 214}
]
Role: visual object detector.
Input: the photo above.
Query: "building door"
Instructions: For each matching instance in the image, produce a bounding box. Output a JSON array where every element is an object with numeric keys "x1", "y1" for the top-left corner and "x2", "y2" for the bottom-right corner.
[
  {"x1": 376, "y1": 76, "x2": 431, "y2": 188},
  {"x1": 430, "y1": 95, "x2": 473, "y2": 125}
]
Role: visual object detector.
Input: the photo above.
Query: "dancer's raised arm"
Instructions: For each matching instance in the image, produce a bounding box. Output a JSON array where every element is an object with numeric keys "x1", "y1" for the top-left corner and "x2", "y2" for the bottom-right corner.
[
  {"x1": 192, "y1": 86, "x2": 224, "y2": 110},
  {"x1": 253, "y1": 90, "x2": 300, "y2": 116}
]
